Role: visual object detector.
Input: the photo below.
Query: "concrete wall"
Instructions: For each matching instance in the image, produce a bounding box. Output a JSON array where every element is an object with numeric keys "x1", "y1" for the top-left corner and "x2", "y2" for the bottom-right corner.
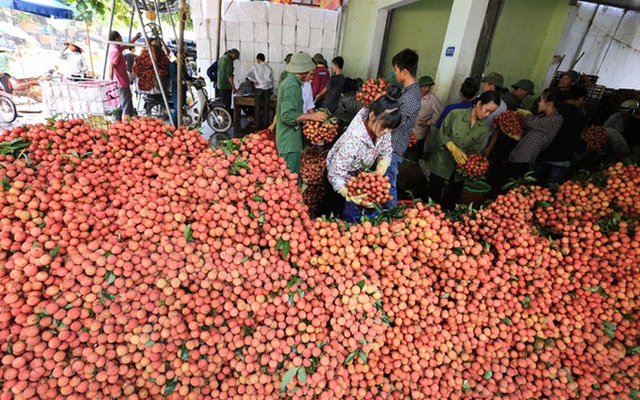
[
  {"x1": 434, "y1": 0, "x2": 489, "y2": 105},
  {"x1": 485, "y1": 0, "x2": 571, "y2": 93},
  {"x1": 381, "y1": 0, "x2": 453, "y2": 78},
  {"x1": 341, "y1": 0, "x2": 572, "y2": 98},
  {"x1": 339, "y1": 0, "x2": 382, "y2": 80}
]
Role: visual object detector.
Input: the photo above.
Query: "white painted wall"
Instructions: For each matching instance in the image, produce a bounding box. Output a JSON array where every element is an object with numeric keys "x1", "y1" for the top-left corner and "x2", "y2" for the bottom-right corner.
[{"x1": 433, "y1": 0, "x2": 489, "y2": 105}]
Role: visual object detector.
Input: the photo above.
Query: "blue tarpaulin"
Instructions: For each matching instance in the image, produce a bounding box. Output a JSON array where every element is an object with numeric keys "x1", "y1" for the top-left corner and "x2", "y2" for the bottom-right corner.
[{"x1": 0, "y1": 0, "x2": 73, "y2": 19}]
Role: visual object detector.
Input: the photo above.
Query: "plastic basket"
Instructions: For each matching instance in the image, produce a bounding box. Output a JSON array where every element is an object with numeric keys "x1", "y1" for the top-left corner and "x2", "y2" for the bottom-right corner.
[
  {"x1": 459, "y1": 180, "x2": 491, "y2": 206},
  {"x1": 41, "y1": 78, "x2": 121, "y2": 128},
  {"x1": 397, "y1": 200, "x2": 416, "y2": 208}
]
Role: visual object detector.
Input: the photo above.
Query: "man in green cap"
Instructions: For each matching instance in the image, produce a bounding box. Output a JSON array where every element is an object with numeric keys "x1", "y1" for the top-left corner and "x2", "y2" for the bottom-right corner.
[
  {"x1": 217, "y1": 48, "x2": 240, "y2": 113},
  {"x1": 280, "y1": 53, "x2": 293, "y2": 83},
  {"x1": 502, "y1": 79, "x2": 535, "y2": 111},
  {"x1": 413, "y1": 75, "x2": 443, "y2": 159},
  {"x1": 311, "y1": 53, "x2": 330, "y2": 101},
  {"x1": 558, "y1": 70, "x2": 580, "y2": 92},
  {"x1": 414, "y1": 76, "x2": 443, "y2": 137},
  {"x1": 276, "y1": 52, "x2": 328, "y2": 175},
  {"x1": 479, "y1": 71, "x2": 508, "y2": 156},
  {"x1": 480, "y1": 72, "x2": 507, "y2": 134},
  {"x1": 481, "y1": 72, "x2": 505, "y2": 95},
  {"x1": 604, "y1": 99, "x2": 639, "y2": 137}
]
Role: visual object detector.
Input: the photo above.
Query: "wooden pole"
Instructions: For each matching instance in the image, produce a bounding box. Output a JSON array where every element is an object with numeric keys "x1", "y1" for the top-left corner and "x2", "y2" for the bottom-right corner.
[
  {"x1": 216, "y1": 0, "x2": 222, "y2": 61},
  {"x1": 177, "y1": 0, "x2": 185, "y2": 127},
  {"x1": 86, "y1": 21, "x2": 95, "y2": 78}
]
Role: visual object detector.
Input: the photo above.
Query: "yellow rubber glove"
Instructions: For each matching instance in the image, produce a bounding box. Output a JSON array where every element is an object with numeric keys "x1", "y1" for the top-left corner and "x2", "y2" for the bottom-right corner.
[
  {"x1": 445, "y1": 141, "x2": 468, "y2": 165},
  {"x1": 376, "y1": 159, "x2": 390, "y2": 175},
  {"x1": 337, "y1": 187, "x2": 368, "y2": 206},
  {"x1": 516, "y1": 108, "x2": 532, "y2": 116},
  {"x1": 268, "y1": 116, "x2": 276, "y2": 132}
]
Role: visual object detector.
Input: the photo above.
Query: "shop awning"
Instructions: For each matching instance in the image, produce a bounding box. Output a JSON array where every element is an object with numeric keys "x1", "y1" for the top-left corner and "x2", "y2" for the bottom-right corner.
[{"x1": 0, "y1": 0, "x2": 74, "y2": 19}]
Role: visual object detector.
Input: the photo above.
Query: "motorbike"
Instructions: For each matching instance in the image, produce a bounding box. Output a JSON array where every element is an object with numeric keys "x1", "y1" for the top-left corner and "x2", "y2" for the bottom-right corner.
[
  {"x1": 141, "y1": 93, "x2": 169, "y2": 117},
  {"x1": 10, "y1": 75, "x2": 44, "y2": 102},
  {"x1": 182, "y1": 77, "x2": 232, "y2": 137},
  {"x1": 0, "y1": 86, "x2": 17, "y2": 124}
]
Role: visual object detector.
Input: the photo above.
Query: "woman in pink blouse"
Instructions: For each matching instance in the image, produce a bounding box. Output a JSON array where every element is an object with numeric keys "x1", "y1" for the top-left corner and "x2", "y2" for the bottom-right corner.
[{"x1": 325, "y1": 85, "x2": 402, "y2": 221}]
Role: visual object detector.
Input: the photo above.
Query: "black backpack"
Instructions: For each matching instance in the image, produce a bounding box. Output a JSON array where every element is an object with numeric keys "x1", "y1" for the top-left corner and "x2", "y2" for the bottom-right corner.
[{"x1": 206, "y1": 60, "x2": 218, "y2": 84}]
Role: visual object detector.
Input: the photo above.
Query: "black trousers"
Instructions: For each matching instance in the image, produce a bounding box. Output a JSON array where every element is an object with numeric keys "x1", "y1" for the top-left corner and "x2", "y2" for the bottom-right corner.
[
  {"x1": 321, "y1": 170, "x2": 345, "y2": 219},
  {"x1": 220, "y1": 88, "x2": 232, "y2": 114},
  {"x1": 254, "y1": 88, "x2": 272, "y2": 131},
  {"x1": 425, "y1": 173, "x2": 464, "y2": 211}
]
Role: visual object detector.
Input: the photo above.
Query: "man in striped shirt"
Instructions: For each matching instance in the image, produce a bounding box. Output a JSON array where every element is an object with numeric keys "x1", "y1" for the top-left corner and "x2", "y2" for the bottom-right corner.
[{"x1": 385, "y1": 49, "x2": 422, "y2": 207}]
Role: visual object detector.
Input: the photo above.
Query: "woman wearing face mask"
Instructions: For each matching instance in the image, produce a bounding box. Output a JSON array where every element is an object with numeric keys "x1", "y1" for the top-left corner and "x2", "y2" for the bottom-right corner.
[
  {"x1": 508, "y1": 88, "x2": 563, "y2": 180},
  {"x1": 325, "y1": 85, "x2": 402, "y2": 221},
  {"x1": 425, "y1": 90, "x2": 501, "y2": 209}
]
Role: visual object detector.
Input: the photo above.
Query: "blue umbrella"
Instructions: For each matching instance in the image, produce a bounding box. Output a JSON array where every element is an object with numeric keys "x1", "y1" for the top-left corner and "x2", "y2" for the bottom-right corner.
[{"x1": 0, "y1": 0, "x2": 74, "y2": 19}]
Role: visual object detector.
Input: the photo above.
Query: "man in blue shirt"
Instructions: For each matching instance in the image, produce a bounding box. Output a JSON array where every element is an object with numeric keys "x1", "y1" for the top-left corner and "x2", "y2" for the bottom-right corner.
[{"x1": 435, "y1": 77, "x2": 479, "y2": 128}]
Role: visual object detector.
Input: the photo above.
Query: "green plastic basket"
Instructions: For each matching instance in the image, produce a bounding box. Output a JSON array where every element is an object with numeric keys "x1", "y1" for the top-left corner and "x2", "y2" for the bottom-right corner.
[{"x1": 459, "y1": 180, "x2": 492, "y2": 205}]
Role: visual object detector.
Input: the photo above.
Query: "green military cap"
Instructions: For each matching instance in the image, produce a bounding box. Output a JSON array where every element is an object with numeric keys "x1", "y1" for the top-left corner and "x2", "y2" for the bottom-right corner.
[
  {"x1": 564, "y1": 70, "x2": 580, "y2": 82},
  {"x1": 229, "y1": 48, "x2": 239, "y2": 58},
  {"x1": 418, "y1": 75, "x2": 435, "y2": 87},
  {"x1": 286, "y1": 52, "x2": 316, "y2": 74},
  {"x1": 482, "y1": 72, "x2": 504, "y2": 90},
  {"x1": 619, "y1": 99, "x2": 639, "y2": 113},
  {"x1": 312, "y1": 53, "x2": 327, "y2": 66},
  {"x1": 512, "y1": 79, "x2": 535, "y2": 95}
]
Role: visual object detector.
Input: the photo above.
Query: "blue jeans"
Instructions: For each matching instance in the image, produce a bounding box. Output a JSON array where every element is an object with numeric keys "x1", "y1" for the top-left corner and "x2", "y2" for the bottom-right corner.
[
  {"x1": 383, "y1": 153, "x2": 402, "y2": 208},
  {"x1": 343, "y1": 201, "x2": 378, "y2": 223},
  {"x1": 171, "y1": 90, "x2": 179, "y2": 126}
]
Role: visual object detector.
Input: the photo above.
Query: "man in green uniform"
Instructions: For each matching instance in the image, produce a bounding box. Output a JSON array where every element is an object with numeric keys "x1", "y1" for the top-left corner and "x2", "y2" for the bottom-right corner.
[
  {"x1": 280, "y1": 53, "x2": 292, "y2": 84},
  {"x1": 502, "y1": 79, "x2": 534, "y2": 111},
  {"x1": 217, "y1": 48, "x2": 239, "y2": 113},
  {"x1": 276, "y1": 52, "x2": 327, "y2": 175}
]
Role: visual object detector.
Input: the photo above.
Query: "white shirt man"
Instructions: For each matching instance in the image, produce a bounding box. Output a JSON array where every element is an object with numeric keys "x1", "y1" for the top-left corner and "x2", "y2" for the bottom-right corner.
[
  {"x1": 247, "y1": 53, "x2": 274, "y2": 130},
  {"x1": 247, "y1": 54, "x2": 274, "y2": 91}
]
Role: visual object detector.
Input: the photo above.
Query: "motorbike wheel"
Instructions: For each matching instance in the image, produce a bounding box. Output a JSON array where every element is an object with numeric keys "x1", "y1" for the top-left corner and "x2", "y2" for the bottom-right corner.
[
  {"x1": 0, "y1": 95, "x2": 17, "y2": 124},
  {"x1": 209, "y1": 132, "x2": 232, "y2": 149},
  {"x1": 145, "y1": 103, "x2": 168, "y2": 119},
  {"x1": 206, "y1": 106, "x2": 232, "y2": 133}
]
